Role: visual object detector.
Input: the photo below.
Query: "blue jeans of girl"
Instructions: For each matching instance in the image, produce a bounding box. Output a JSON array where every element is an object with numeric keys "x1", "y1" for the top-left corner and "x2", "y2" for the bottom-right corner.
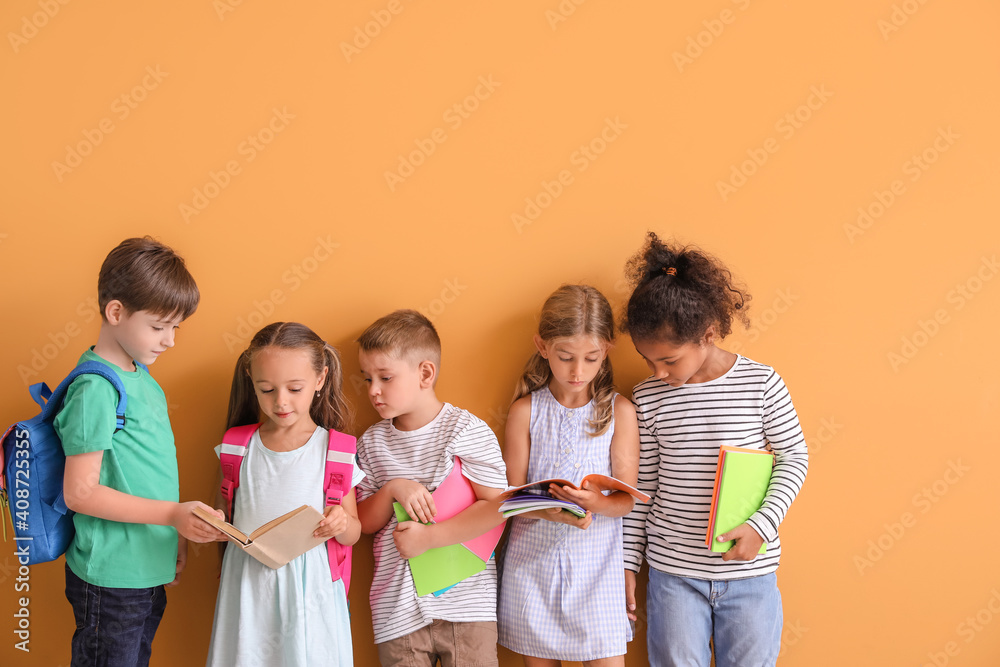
[{"x1": 647, "y1": 568, "x2": 782, "y2": 667}]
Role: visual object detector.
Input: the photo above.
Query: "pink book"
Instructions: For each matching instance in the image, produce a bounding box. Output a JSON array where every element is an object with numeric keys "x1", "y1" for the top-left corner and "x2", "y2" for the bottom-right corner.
[{"x1": 432, "y1": 458, "x2": 505, "y2": 562}]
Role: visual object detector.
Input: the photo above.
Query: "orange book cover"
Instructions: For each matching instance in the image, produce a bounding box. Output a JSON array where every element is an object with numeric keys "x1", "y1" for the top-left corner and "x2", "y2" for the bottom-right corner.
[{"x1": 705, "y1": 446, "x2": 774, "y2": 552}]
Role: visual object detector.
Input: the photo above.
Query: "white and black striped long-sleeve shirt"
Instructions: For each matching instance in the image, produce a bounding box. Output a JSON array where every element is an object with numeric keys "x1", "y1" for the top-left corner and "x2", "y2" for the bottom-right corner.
[
  {"x1": 623, "y1": 356, "x2": 808, "y2": 580},
  {"x1": 356, "y1": 403, "x2": 508, "y2": 644}
]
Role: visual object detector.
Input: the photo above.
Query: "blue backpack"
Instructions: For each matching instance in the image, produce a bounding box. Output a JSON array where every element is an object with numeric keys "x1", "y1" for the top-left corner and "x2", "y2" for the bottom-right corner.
[{"x1": 1, "y1": 360, "x2": 136, "y2": 565}]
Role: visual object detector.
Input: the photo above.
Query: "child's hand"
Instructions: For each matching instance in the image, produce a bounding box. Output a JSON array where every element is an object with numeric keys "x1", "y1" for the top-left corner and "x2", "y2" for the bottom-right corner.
[
  {"x1": 625, "y1": 569, "x2": 638, "y2": 622},
  {"x1": 549, "y1": 480, "x2": 606, "y2": 514},
  {"x1": 390, "y1": 479, "x2": 436, "y2": 524},
  {"x1": 393, "y1": 521, "x2": 431, "y2": 558},
  {"x1": 173, "y1": 502, "x2": 227, "y2": 543},
  {"x1": 718, "y1": 522, "x2": 765, "y2": 561},
  {"x1": 533, "y1": 507, "x2": 592, "y2": 530},
  {"x1": 166, "y1": 537, "x2": 188, "y2": 588},
  {"x1": 314, "y1": 505, "x2": 349, "y2": 540}
]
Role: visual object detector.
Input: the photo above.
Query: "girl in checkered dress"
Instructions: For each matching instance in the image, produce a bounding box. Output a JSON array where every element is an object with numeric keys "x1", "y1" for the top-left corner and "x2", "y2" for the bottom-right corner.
[{"x1": 498, "y1": 285, "x2": 639, "y2": 666}]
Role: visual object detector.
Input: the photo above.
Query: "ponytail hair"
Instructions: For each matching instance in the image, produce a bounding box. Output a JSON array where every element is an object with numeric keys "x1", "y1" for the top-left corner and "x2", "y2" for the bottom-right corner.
[
  {"x1": 512, "y1": 285, "x2": 616, "y2": 437},
  {"x1": 225, "y1": 322, "x2": 353, "y2": 433},
  {"x1": 621, "y1": 232, "x2": 751, "y2": 344}
]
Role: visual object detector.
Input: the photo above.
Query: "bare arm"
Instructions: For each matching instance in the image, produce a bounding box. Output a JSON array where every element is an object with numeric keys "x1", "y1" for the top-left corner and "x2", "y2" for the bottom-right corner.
[
  {"x1": 63, "y1": 450, "x2": 224, "y2": 543},
  {"x1": 604, "y1": 395, "x2": 641, "y2": 517},
  {"x1": 393, "y1": 481, "x2": 505, "y2": 557},
  {"x1": 334, "y1": 489, "x2": 362, "y2": 545},
  {"x1": 504, "y1": 397, "x2": 532, "y2": 487},
  {"x1": 356, "y1": 482, "x2": 396, "y2": 535},
  {"x1": 549, "y1": 395, "x2": 640, "y2": 518}
]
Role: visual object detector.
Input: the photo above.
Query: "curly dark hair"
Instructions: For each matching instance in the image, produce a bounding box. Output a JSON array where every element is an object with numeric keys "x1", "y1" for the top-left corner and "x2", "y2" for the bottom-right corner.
[{"x1": 620, "y1": 232, "x2": 751, "y2": 344}]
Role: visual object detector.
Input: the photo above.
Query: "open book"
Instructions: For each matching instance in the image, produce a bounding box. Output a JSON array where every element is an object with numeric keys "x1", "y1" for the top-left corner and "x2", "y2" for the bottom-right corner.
[
  {"x1": 193, "y1": 505, "x2": 326, "y2": 570},
  {"x1": 499, "y1": 474, "x2": 651, "y2": 518}
]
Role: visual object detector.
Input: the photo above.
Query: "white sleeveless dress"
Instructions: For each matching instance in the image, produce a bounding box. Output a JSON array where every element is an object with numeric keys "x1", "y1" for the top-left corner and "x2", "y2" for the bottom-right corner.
[{"x1": 206, "y1": 427, "x2": 363, "y2": 666}]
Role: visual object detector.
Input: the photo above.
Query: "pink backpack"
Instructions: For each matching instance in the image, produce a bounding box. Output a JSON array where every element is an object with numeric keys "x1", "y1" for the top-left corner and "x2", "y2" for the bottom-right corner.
[{"x1": 218, "y1": 424, "x2": 356, "y2": 597}]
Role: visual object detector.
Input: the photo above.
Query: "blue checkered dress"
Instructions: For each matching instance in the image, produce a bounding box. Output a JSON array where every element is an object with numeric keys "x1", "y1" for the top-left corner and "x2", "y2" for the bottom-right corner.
[{"x1": 498, "y1": 387, "x2": 632, "y2": 660}]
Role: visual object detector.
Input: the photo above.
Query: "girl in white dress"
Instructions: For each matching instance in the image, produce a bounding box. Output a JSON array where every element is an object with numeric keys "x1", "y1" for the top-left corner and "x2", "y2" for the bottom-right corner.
[
  {"x1": 498, "y1": 285, "x2": 640, "y2": 667},
  {"x1": 206, "y1": 322, "x2": 361, "y2": 667}
]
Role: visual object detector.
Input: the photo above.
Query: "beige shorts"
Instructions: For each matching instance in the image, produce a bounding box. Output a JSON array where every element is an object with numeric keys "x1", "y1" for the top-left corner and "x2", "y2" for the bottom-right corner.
[{"x1": 376, "y1": 619, "x2": 499, "y2": 667}]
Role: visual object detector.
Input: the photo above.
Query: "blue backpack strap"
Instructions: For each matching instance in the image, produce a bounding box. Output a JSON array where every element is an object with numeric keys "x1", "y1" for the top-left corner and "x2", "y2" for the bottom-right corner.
[
  {"x1": 23, "y1": 360, "x2": 131, "y2": 524},
  {"x1": 28, "y1": 383, "x2": 52, "y2": 409},
  {"x1": 43, "y1": 361, "x2": 129, "y2": 432}
]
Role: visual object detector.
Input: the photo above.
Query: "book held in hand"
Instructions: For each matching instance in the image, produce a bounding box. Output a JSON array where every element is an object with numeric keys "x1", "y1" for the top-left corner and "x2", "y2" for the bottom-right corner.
[
  {"x1": 705, "y1": 446, "x2": 774, "y2": 554},
  {"x1": 498, "y1": 473, "x2": 651, "y2": 518},
  {"x1": 498, "y1": 495, "x2": 588, "y2": 519},
  {"x1": 393, "y1": 458, "x2": 506, "y2": 597},
  {"x1": 393, "y1": 502, "x2": 487, "y2": 597},
  {"x1": 193, "y1": 504, "x2": 326, "y2": 570}
]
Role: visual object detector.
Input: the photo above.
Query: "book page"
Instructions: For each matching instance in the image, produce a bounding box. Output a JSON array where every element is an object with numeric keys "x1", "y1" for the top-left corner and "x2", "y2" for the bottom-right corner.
[
  {"x1": 501, "y1": 475, "x2": 650, "y2": 503},
  {"x1": 244, "y1": 505, "x2": 327, "y2": 569},
  {"x1": 499, "y1": 496, "x2": 587, "y2": 518},
  {"x1": 248, "y1": 505, "x2": 316, "y2": 541}
]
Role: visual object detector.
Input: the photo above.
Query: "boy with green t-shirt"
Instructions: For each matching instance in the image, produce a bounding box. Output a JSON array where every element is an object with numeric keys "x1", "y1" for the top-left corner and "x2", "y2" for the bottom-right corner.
[{"x1": 55, "y1": 236, "x2": 224, "y2": 667}]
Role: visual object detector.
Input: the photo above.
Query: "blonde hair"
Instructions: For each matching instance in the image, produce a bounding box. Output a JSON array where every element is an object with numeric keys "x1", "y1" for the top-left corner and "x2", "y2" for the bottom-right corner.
[
  {"x1": 356, "y1": 309, "x2": 442, "y2": 369},
  {"x1": 513, "y1": 285, "x2": 616, "y2": 436},
  {"x1": 227, "y1": 322, "x2": 352, "y2": 433}
]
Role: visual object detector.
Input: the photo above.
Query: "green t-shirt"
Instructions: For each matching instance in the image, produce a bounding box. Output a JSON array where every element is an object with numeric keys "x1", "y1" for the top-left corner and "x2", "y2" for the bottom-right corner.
[{"x1": 54, "y1": 350, "x2": 179, "y2": 588}]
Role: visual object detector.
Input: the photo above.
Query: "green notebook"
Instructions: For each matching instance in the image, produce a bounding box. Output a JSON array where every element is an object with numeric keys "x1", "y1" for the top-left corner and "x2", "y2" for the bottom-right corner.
[
  {"x1": 707, "y1": 447, "x2": 774, "y2": 554},
  {"x1": 393, "y1": 502, "x2": 487, "y2": 596}
]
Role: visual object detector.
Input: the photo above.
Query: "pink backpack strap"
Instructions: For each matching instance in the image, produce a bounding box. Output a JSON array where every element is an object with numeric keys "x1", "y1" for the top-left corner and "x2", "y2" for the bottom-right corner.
[
  {"x1": 324, "y1": 429, "x2": 357, "y2": 597},
  {"x1": 219, "y1": 424, "x2": 261, "y2": 522}
]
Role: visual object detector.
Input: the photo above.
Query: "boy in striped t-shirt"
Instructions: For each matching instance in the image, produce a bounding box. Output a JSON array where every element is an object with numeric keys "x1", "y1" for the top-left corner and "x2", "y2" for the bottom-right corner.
[{"x1": 355, "y1": 310, "x2": 508, "y2": 666}]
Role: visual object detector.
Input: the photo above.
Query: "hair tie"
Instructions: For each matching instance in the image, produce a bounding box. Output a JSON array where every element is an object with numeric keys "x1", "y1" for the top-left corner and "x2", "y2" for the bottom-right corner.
[{"x1": 663, "y1": 267, "x2": 677, "y2": 276}]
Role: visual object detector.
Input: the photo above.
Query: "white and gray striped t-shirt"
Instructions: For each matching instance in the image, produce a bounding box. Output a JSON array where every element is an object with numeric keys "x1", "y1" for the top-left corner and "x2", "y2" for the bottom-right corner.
[
  {"x1": 623, "y1": 355, "x2": 808, "y2": 580},
  {"x1": 356, "y1": 403, "x2": 508, "y2": 644}
]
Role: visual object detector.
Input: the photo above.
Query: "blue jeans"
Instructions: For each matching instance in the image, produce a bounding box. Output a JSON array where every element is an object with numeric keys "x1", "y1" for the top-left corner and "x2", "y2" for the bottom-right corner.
[
  {"x1": 647, "y1": 569, "x2": 782, "y2": 667},
  {"x1": 65, "y1": 563, "x2": 167, "y2": 667}
]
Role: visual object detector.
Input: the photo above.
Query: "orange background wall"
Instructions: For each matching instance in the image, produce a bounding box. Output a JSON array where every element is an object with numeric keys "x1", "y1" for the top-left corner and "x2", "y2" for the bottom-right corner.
[{"x1": 2, "y1": 1, "x2": 999, "y2": 665}]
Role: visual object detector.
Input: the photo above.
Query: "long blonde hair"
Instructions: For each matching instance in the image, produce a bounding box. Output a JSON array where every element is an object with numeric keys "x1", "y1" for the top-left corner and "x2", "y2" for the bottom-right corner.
[{"x1": 512, "y1": 285, "x2": 616, "y2": 436}]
